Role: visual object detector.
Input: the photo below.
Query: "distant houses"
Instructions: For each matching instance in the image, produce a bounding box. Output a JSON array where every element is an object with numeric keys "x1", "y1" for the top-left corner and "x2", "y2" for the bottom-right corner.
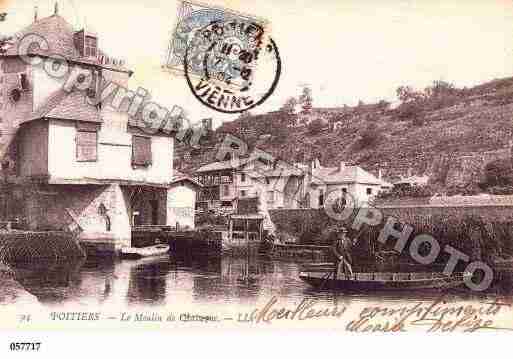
[
  {"x1": 305, "y1": 158, "x2": 392, "y2": 209},
  {"x1": 193, "y1": 151, "x2": 392, "y2": 229}
]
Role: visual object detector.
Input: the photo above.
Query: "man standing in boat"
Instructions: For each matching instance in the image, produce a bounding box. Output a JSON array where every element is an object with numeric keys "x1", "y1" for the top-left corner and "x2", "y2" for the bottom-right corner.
[{"x1": 332, "y1": 227, "x2": 355, "y2": 279}]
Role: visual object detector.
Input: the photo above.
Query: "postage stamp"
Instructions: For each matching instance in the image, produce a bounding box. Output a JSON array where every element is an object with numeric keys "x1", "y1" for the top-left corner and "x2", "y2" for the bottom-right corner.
[
  {"x1": 165, "y1": 1, "x2": 269, "y2": 77},
  {"x1": 165, "y1": 1, "x2": 280, "y2": 113}
]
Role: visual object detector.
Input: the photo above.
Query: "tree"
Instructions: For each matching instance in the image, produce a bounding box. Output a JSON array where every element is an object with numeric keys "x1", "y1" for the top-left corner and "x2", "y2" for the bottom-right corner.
[
  {"x1": 396, "y1": 85, "x2": 424, "y2": 103},
  {"x1": 299, "y1": 86, "x2": 313, "y2": 113},
  {"x1": 424, "y1": 80, "x2": 456, "y2": 98},
  {"x1": 238, "y1": 110, "x2": 252, "y2": 119},
  {"x1": 281, "y1": 97, "x2": 298, "y2": 114},
  {"x1": 377, "y1": 100, "x2": 391, "y2": 112}
]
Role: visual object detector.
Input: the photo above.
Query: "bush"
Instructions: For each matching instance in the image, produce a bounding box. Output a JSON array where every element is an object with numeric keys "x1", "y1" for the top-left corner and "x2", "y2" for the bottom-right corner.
[
  {"x1": 446, "y1": 184, "x2": 481, "y2": 196},
  {"x1": 307, "y1": 118, "x2": 324, "y2": 134},
  {"x1": 411, "y1": 116, "x2": 424, "y2": 127},
  {"x1": 396, "y1": 101, "x2": 423, "y2": 120},
  {"x1": 487, "y1": 186, "x2": 513, "y2": 195},
  {"x1": 376, "y1": 184, "x2": 436, "y2": 200},
  {"x1": 359, "y1": 123, "x2": 380, "y2": 148},
  {"x1": 484, "y1": 159, "x2": 513, "y2": 187}
]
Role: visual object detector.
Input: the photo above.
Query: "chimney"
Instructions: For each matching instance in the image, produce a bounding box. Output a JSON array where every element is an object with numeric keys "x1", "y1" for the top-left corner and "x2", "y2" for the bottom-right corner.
[
  {"x1": 407, "y1": 167, "x2": 412, "y2": 178},
  {"x1": 54, "y1": 2, "x2": 59, "y2": 15},
  {"x1": 339, "y1": 161, "x2": 346, "y2": 173},
  {"x1": 34, "y1": 6, "x2": 38, "y2": 22},
  {"x1": 378, "y1": 169, "x2": 382, "y2": 180}
]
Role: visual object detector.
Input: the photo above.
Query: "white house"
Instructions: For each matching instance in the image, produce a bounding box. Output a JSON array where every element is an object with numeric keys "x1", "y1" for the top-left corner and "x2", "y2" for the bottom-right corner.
[
  {"x1": 306, "y1": 159, "x2": 392, "y2": 208},
  {"x1": 0, "y1": 9, "x2": 182, "y2": 253},
  {"x1": 167, "y1": 173, "x2": 202, "y2": 230}
]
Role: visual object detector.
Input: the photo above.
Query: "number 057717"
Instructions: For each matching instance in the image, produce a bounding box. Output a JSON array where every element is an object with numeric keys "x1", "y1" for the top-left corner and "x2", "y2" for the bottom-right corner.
[{"x1": 9, "y1": 342, "x2": 41, "y2": 351}]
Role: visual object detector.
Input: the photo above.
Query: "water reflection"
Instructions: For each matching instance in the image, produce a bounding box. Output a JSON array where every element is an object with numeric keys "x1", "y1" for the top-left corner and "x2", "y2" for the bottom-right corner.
[
  {"x1": 4, "y1": 254, "x2": 513, "y2": 307},
  {"x1": 127, "y1": 257, "x2": 173, "y2": 306},
  {"x1": 11, "y1": 258, "x2": 86, "y2": 304}
]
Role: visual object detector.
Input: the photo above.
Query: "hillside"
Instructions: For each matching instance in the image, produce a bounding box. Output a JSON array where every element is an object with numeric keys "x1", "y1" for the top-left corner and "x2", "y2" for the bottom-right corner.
[{"x1": 174, "y1": 76, "x2": 513, "y2": 194}]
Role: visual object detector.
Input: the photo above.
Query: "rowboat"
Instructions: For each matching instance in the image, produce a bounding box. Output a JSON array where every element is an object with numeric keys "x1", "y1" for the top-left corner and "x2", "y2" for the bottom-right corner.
[
  {"x1": 121, "y1": 244, "x2": 170, "y2": 259},
  {"x1": 299, "y1": 264, "x2": 469, "y2": 291}
]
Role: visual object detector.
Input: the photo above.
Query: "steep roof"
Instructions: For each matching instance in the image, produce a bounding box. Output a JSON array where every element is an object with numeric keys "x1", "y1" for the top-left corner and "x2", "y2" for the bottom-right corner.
[
  {"x1": 1, "y1": 14, "x2": 129, "y2": 72},
  {"x1": 3, "y1": 15, "x2": 80, "y2": 58},
  {"x1": 22, "y1": 89, "x2": 101, "y2": 124}
]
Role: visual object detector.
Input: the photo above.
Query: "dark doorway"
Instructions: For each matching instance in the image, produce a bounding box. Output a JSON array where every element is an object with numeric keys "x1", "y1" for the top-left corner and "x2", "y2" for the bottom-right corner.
[{"x1": 150, "y1": 200, "x2": 158, "y2": 225}]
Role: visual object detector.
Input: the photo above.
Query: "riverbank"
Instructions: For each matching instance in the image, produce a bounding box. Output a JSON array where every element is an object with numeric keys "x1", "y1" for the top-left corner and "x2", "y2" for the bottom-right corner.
[
  {"x1": 0, "y1": 230, "x2": 85, "y2": 263},
  {"x1": 0, "y1": 262, "x2": 38, "y2": 304}
]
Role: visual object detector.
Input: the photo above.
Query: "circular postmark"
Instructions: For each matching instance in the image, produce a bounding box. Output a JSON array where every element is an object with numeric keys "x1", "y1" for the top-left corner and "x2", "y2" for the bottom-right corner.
[{"x1": 184, "y1": 18, "x2": 281, "y2": 113}]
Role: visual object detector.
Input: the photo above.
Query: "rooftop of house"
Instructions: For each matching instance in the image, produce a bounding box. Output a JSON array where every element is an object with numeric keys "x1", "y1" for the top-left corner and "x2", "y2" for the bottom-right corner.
[
  {"x1": 195, "y1": 154, "x2": 392, "y2": 187},
  {"x1": 311, "y1": 164, "x2": 391, "y2": 186},
  {"x1": 195, "y1": 158, "x2": 250, "y2": 173},
  {"x1": 1, "y1": 11, "x2": 129, "y2": 72},
  {"x1": 22, "y1": 88, "x2": 101, "y2": 125},
  {"x1": 171, "y1": 170, "x2": 203, "y2": 187}
]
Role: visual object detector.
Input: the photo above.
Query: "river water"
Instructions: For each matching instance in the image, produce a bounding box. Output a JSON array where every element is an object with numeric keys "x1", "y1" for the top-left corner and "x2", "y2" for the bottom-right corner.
[{"x1": 4, "y1": 254, "x2": 513, "y2": 308}]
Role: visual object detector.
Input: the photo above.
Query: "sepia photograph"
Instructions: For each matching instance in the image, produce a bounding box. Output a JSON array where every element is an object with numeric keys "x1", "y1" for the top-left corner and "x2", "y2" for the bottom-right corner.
[{"x1": 1, "y1": 0, "x2": 513, "y2": 354}]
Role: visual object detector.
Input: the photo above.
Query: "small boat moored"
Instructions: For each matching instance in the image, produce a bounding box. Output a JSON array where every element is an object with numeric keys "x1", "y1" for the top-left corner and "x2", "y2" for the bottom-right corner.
[{"x1": 121, "y1": 244, "x2": 170, "y2": 259}]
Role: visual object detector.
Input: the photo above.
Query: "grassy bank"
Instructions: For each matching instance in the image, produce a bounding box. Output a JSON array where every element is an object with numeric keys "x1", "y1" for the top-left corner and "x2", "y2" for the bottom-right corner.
[
  {"x1": 0, "y1": 231, "x2": 86, "y2": 264},
  {"x1": 269, "y1": 206, "x2": 513, "y2": 266}
]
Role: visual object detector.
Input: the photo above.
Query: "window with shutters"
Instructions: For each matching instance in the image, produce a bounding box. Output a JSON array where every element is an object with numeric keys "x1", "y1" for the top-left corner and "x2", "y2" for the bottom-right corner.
[
  {"x1": 132, "y1": 135, "x2": 152, "y2": 167},
  {"x1": 76, "y1": 130, "x2": 98, "y2": 162},
  {"x1": 85, "y1": 36, "x2": 97, "y2": 57}
]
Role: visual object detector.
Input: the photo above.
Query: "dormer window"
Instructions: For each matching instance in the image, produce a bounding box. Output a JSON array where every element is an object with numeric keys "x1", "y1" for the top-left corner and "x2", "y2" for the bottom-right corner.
[
  {"x1": 74, "y1": 30, "x2": 98, "y2": 58},
  {"x1": 85, "y1": 36, "x2": 97, "y2": 57}
]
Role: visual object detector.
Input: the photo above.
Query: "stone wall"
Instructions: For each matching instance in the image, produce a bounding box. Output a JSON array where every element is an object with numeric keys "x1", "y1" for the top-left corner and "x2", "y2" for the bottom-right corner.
[
  {"x1": 0, "y1": 57, "x2": 33, "y2": 165},
  {"x1": 20, "y1": 183, "x2": 131, "y2": 250}
]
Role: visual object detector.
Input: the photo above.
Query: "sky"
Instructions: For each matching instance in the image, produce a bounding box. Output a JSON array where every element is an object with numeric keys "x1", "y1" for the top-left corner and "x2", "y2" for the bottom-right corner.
[{"x1": 1, "y1": 0, "x2": 513, "y2": 128}]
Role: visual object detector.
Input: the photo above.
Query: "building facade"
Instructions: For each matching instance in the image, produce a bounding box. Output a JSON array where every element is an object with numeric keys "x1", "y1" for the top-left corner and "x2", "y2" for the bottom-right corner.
[
  {"x1": 305, "y1": 159, "x2": 392, "y2": 208},
  {"x1": 0, "y1": 9, "x2": 183, "y2": 252}
]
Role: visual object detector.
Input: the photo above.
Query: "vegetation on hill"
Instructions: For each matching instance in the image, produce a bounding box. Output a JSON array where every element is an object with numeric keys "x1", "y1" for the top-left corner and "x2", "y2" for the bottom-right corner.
[{"x1": 175, "y1": 76, "x2": 513, "y2": 195}]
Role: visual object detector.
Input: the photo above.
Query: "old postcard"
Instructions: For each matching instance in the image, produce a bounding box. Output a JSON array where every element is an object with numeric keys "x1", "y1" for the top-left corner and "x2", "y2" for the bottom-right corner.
[{"x1": 2, "y1": 0, "x2": 513, "y2": 352}]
